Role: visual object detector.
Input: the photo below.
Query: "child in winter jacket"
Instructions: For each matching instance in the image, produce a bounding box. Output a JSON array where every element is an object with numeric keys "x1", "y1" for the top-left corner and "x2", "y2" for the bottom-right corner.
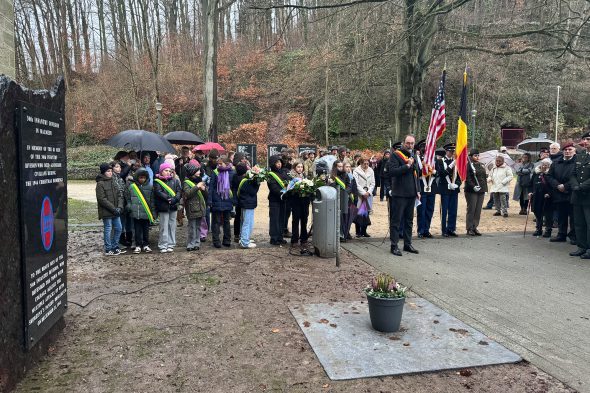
[
  {"x1": 154, "y1": 162, "x2": 182, "y2": 252},
  {"x1": 126, "y1": 168, "x2": 155, "y2": 253},
  {"x1": 287, "y1": 160, "x2": 313, "y2": 255},
  {"x1": 96, "y1": 162, "x2": 125, "y2": 256},
  {"x1": 208, "y1": 157, "x2": 234, "y2": 248},
  {"x1": 183, "y1": 163, "x2": 208, "y2": 251},
  {"x1": 267, "y1": 155, "x2": 289, "y2": 245},
  {"x1": 231, "y1": 163, "x2": 260, "y2": 248}
]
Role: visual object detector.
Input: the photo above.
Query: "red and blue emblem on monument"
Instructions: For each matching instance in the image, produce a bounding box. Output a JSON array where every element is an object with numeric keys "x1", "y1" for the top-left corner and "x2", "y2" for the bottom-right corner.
[{"x1": 40, "y1": 196, "x2": 54, "y2": 251}]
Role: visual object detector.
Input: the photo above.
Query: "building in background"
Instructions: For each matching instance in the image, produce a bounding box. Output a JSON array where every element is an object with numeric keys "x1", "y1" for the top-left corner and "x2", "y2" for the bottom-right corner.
[{"x1": 0, "y1": 0, "x2": 15, "y2": 78}]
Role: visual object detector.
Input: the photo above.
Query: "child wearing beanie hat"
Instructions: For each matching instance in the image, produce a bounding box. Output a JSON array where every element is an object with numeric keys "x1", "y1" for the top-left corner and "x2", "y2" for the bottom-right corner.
[
  {"x1": 183, "y1": 162, "x2": 208, "y2": 251},
  {"x1": 153, "y1": 161, "x2": 182, "y2": 252},
  {"x1": 207, "y1": 156, "x2": 234, "y2": 248},
  {"x1": 96, "y1": 162, "x2": 125, "y2": 256}
]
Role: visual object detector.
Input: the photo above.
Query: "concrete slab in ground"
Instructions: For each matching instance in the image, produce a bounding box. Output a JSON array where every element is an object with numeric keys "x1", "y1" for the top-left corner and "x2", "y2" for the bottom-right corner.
[
  {"x1": 343, "y1": 233, "x2": 590, "y2": 392},
  {"x1": 290, "y1": 298, "x2": 520, "y2": 380}
]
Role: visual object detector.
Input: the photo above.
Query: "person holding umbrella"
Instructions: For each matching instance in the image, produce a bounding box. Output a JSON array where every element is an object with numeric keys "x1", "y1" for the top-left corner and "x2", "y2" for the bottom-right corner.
[{"x1": 141, "y1": 153, "x2": 154, "y2": 186}]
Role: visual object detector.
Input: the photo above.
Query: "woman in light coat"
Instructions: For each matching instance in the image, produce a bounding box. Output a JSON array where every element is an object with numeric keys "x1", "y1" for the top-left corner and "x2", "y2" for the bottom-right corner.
[
  {"x1": 487, "y1": 156, "x2": 513, "y2": 217},
  {"x1": 353, "y1": 158, "x2": 375, "y2": 236}
]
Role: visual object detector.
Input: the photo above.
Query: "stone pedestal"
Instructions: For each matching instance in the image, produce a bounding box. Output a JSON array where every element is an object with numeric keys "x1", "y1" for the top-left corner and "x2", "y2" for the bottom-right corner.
[{"x1": 0, "y1": 76, "x2": 66, "y2": 392}]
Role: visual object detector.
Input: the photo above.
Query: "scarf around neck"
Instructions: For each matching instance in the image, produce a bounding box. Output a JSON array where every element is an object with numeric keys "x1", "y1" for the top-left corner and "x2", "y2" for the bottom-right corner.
[{"x1": 216, "y1": 165, "x2": 232, "y2": 199}]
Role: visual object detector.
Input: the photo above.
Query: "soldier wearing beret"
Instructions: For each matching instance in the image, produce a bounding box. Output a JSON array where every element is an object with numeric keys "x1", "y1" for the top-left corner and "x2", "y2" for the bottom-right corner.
[{"x1": 569, "y1": 131, "x2": 590, "y2": 259}]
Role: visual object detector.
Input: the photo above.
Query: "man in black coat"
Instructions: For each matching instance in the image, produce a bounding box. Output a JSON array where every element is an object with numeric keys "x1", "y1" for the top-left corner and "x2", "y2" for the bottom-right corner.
[
  {"x1": 387, "y1": 135, "x2": 420, "y2": 256},
  {"x1": 569, "y1": 132, "x2": 590, "y2": 258},
  {"x1": 546, "y1": 144, "x2": 577, "y2": 243}
]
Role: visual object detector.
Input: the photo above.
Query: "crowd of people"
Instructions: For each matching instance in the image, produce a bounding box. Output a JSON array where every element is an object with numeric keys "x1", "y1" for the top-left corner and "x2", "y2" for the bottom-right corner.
[{"x1": 95, "y1": 131, "x2": 590, "y2": 261}]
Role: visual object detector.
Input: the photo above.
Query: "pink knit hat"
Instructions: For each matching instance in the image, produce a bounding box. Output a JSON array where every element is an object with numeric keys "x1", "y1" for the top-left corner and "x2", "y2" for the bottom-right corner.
[
  {"x1": 189, "y1": 159, "x2": 201, "y2": 168},
  {"x1": 159, "y1": 162, "x2": 174, "y2": 174}
]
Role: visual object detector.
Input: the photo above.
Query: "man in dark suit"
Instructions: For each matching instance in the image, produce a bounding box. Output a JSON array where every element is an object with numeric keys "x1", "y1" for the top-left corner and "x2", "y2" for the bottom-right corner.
[{"x1": 387, "y1": 135, "x2": 420, "y2": 256}]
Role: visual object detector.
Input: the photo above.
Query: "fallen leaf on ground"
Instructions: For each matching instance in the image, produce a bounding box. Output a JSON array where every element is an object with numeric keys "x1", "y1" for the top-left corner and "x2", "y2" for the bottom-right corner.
[
  {"x1": 271, "y1": 328, "x2": 280, "y2": 333},
  {"x1": 303, "y1": 321, "x2": 311, "y2": 328},
  {"x1": 329, "y1": 323, "x2": 337, "y2": 328},
  {"x1": 478, "y1": 340, "x2": 489, "y2": 345},
  {"x1": 449, "y1": 328, "x2": 469, "y2": 335},
  {"x1": 459, "y1": 369, "x2": 473, "y2": 377},
  {"x1": 389, "y1": 336, "x2": 401, "y2": 341},
  {"x1": 319, "y1": 319, "x2": 329, "y2": 324},
  {"x1": 403, "y1": 342, "x2": 411, "y2": 346},
  {"x1": 433, "y1": 320, "x2": 440, "y2": 324},
  {"x1": 322, "y1": 383, "x2": 330, "y2": 388}
]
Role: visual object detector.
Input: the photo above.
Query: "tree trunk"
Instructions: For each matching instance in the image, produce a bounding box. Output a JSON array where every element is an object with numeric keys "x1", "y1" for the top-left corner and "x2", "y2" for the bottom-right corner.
[
  {"x1": 202, "y1": 0, "x2": 219, "y2": 141},
  {"x1": 97, "y1": 0, "x2": 107, "y2": 63},
  {"x1": 394, "y1": 0, "x2": 438, "y2": 140},
  {"x1": 81, "y1": 2, "x2": 91, "y2": 72}
]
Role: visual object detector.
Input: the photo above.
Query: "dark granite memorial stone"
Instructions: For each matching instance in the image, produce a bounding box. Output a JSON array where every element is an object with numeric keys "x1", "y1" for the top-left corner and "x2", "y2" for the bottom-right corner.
[{"x1": 0, "y1": 76, "x2": 66, "y2": 392}]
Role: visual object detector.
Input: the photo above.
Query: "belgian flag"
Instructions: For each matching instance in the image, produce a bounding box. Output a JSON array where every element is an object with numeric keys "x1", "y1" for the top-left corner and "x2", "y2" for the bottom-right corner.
[{"x1": 456, "y1": 69, "x2": 468, "y2": 181}]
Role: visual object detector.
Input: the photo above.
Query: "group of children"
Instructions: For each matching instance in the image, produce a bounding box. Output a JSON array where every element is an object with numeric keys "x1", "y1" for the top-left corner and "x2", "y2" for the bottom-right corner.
[{"x1": 96, "y1": 146, "x2": 377, "y2": 256}]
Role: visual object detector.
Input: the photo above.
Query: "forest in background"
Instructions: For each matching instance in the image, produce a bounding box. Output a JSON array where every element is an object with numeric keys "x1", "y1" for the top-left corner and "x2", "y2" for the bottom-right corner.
[{"x1": 13, "y1": 0, "x2": 590, "y2": 151}]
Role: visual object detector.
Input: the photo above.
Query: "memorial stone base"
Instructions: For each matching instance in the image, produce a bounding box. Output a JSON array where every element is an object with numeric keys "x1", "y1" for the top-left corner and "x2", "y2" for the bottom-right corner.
[{"x1": 0, "y1": 76, "x2": 66, "y2": 392}]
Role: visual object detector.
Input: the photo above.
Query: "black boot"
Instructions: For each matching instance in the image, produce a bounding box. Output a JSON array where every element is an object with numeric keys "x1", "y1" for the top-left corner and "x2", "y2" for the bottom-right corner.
[{"x1": 390, "y1": 245, "x2": 402, "y2": 256}]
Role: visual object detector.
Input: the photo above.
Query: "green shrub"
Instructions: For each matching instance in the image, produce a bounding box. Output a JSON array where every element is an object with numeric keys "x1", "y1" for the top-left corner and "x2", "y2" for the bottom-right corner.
[{"x1": 68, "y1": 145, "x2": 121, "y2": 169}]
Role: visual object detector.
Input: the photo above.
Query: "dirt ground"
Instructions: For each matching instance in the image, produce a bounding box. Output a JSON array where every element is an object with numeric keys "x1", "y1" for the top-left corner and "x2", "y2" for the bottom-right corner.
[{"x1": 14, "y1": 185, "x2": 569, "y2": 392}]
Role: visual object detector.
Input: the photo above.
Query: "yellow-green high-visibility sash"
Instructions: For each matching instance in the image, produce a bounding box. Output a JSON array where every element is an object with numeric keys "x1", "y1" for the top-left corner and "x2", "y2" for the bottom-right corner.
[
  {"x1": 237, "y1": 178, "x2": 249, "y2": 197},
  {"x1": 154, "y1": 178, "x2": 176, "y2": 197},
  {"x1": 334, "y1": 176, "x2": 346, "y2": 190},
  {"x1": 130, "y1": 183, "x2": 154, "y2": 223},
  {"x1": 184, "y1": 179, "x2": 206, "y2": 207},
  {"x1": 268, "y1": 172, "x2": 286, "y2": 189},
  {"x1": 334, "y1": 176, "x2": 354, "y2": 202}
]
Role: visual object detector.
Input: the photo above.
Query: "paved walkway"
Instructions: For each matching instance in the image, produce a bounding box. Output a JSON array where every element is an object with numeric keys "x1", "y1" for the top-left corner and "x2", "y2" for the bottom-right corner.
[{"x1": 343, "y1": 233, "x2": 590, "y2": 392}]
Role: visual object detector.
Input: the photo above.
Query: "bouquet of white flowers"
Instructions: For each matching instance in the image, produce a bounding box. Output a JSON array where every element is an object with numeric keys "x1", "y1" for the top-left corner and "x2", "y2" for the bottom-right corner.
[
  {"x1": 294, "y1": 178, "x2": 316, "y2": 197},
  {"x1": 246, "y1": 165, "x2": 267, "y2": 184}
]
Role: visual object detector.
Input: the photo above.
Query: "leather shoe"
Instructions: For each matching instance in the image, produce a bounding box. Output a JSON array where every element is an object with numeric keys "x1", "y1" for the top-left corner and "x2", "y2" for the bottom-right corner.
[
  {"x1": 581, "y1": 251, "x2": 590, "y2": 259},
  {"x1": 403, "y1": 244, "x2": 419, "y2": 254},
  {"x1": 390, "y1": 246, "x2": 402, "y2": 256},
  {"x1": 473, "y1": 229, "x2": 482, "y2": 236},
  {"x1": 418, "y1": 234, "x2": 424, "y2": 239},
  {"x1": 424, "y1": 232, "x2": 433, "y2": 238},
  {"x1": 448, "y1": 231, "x2": 458, "y2": 237},
  {"x1": 467, "y1": 230, "x2": 476, "y2": 236},
  {"x1": 442, "y1": 232, "x2": 449, "y2": 237},
  {"x1": 550, "y1": 237, "x2": 567, "y2": 242},
  {"x1": 570, "y1": 248, "x2": 586, "y2": 257}
]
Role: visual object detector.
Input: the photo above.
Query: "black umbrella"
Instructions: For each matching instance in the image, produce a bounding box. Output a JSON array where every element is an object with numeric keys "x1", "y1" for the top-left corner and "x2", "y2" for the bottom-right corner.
[
  {"x1": 106, "y1": 129, "x2": 176, "y2": 153},
  {"x1": 164, "y1": 131, "x2": 205, "y2": 145}
]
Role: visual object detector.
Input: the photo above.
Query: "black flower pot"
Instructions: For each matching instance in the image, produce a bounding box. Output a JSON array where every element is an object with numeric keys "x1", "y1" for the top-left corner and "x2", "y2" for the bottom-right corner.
[{"x1": 366, "y1": 294, "x2": 405, "y2": 332}]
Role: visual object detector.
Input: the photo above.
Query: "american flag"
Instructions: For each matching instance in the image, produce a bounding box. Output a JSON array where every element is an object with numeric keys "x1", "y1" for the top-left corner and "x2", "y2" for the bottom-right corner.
[{"x1": 422, "y1": 70, "x2": 446, "y2": 175}]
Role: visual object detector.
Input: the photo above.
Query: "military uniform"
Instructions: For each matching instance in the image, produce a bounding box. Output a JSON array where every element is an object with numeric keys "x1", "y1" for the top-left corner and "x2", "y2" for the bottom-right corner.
[
  {"x1": 415, "y1": 140, "x2": 439, "y2": 238},
  {"x1": 436, "y1": 144, "x2": 462, "y2": 237},
  {"x1": 570, "y1": 147, "x2": 590, "y2": 258}
]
